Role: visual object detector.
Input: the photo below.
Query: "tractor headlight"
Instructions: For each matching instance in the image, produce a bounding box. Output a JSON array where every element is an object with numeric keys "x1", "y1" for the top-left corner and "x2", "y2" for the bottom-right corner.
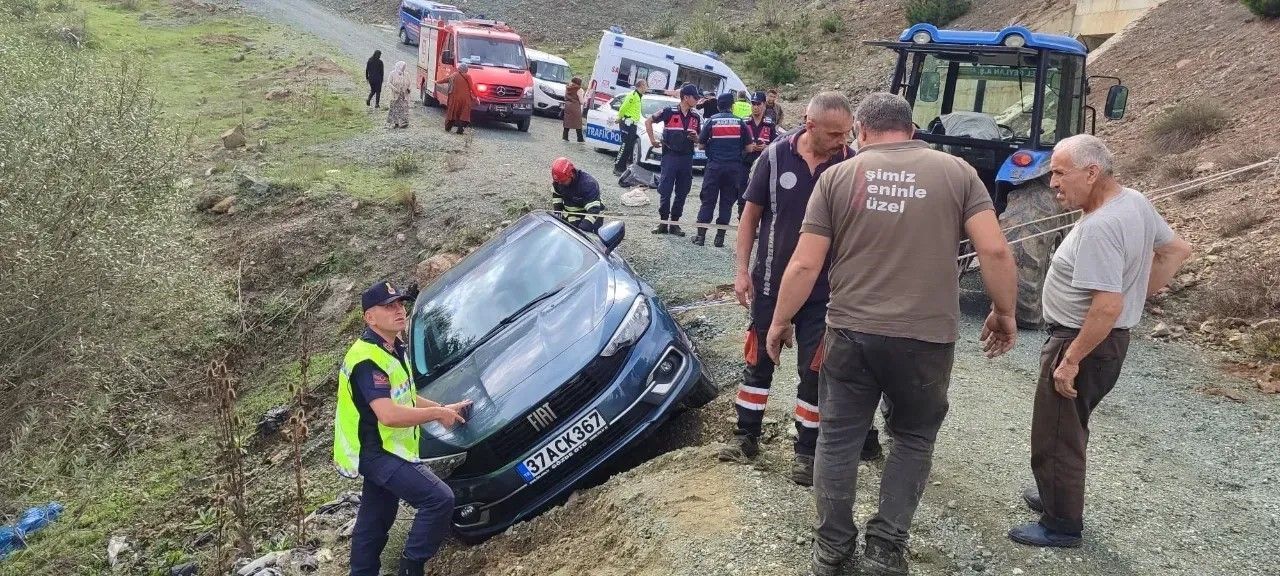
[
  {"x1": 421, "y1": 452, "x2": 467, "y2": 479},
  {"x1": 1003, "y1": 34, "x2": 1027, "y2": 48},
  {"x1": 602, "y1": 296, "x2": 650, "y2": 356},
  {"x1": 911, "y1": 30, "x2": 932, "y2": 44}
]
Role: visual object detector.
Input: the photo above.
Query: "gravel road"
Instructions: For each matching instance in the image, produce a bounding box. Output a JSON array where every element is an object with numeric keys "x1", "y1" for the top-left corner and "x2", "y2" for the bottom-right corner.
[{"x1": 240, "y1": 3, "x2": 1279, "y2": 575}]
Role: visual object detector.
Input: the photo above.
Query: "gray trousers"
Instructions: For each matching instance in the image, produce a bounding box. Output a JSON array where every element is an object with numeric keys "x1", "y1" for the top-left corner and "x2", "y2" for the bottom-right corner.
[{"x1": 813, "y1": 328, "x2": 954, "y2": 567}]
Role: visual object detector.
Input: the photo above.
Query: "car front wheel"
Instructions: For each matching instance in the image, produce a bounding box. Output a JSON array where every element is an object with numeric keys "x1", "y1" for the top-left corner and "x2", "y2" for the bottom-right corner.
[{"x1": 681, "y1": 377, "x2": 718, "y2": 409}]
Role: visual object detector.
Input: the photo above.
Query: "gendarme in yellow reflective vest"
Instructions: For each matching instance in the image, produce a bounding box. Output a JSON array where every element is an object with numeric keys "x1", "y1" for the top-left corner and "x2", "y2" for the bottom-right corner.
[{"x1": 333, "y1": 338, "x2": 419, "y2": 478}]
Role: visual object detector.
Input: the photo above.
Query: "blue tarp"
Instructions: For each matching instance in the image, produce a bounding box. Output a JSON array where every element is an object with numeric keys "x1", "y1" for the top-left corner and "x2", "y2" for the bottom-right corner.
[{"x1": 0, "y1": 502, "x2": 64, "y2": 560}]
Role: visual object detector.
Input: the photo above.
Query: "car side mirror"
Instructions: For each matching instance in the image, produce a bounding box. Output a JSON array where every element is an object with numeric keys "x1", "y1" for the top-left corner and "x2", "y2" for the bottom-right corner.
[
  {"x1": 528, "y1": 61, "x2": 537, "y2": 73},
  {"x1": 918, "y1": 71, "x2": 940, "y2": 103},
  {"x1": 441, "y1": 51, "x2": 454, "y2": 66},
  {"x1": 1104, "y1": 85, "x2": 1128, "y2": 120},
  {"x1": 597, "y1": 221, "x2": 625, "y2": 253}
]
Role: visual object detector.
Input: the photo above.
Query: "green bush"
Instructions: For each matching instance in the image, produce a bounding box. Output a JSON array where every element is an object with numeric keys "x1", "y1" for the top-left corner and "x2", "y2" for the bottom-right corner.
[
  {"x1": 747, "y1": 36, "x2": 798, "y2": 85},
  {"x1": 904, "y1": 0, "x2": 972, "y2": 26},
  {"x1": 684, "y1": 13, "x2": 748, "y2": 54},
  {"x1": 0, "y1": 36, "x2": 225, "y2": 466},
  {"x1": 651, "y1": 20, "x2": 676, "y2": 39},
  {"x1": 1241, "y1": 0, "x2": 1280, "y2": 17},
  {"x1": 1148, "y1": 100, "x2": 1229, "y2": 154},
  {"x1": 820, "y1": 14, "x2": 844, "y2": 34},
  {"x1": 389, "y1": 151, "x2": 420, "y2": 175},
  {"x1": 756, "y1": 0, "x2": 784, "y2": 27}
]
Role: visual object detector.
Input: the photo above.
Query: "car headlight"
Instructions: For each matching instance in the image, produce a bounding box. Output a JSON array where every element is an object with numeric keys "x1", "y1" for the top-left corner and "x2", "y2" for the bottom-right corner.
[
  {"x1": 602, "y1": 296, "x2": 650, "y2": 356},
  {"x1": 523, "y1": 86, "x2": 534, "y2": 98},
  {"x1": 421, "y1": 452, "x2": 467, "y2": 479},
  {"x1": 539, "y1": 84, "x2": 560, "y2": 97}
]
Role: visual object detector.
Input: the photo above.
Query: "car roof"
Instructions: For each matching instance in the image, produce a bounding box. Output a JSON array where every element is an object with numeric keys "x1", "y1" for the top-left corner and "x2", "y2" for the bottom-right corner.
[
  {"x1": 898, "y1": 24, "x2": 1087, "y2": 56},
  {"x1": 403, "y1": 0, "x2": 461, "y2": 11},
  {"x1": 525, "y1": 48, "x2": 568, "y2": 66}
]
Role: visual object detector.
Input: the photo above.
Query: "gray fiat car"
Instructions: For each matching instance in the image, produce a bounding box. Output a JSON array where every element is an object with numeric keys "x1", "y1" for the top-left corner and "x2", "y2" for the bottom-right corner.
[{"x1": 407, "y1": 212, "x2": 716, "y2": 542}]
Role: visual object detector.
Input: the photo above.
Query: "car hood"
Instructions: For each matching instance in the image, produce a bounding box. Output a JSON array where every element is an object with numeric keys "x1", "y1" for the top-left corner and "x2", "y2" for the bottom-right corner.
[{"x1": 419, "y1": 260, "x2": 639, "y2": 451}]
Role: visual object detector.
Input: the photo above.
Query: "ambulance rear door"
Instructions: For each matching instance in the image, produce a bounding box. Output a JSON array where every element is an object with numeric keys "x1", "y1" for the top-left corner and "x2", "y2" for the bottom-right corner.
[{"x1": 419, "y1": 22, "x2": 441, "y2": 91}]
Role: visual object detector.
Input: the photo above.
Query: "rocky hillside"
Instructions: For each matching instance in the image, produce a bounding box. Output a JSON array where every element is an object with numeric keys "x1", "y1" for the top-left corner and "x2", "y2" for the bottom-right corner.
[{"x1": 1086, "y1": 0, "x2": 1280, "y2": 373}]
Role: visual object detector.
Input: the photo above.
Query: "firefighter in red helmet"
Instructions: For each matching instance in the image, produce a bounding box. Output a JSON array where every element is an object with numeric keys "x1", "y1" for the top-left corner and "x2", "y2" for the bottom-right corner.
[{"x1": 551, "y1": 157, "x2": 605, "y2": 233}]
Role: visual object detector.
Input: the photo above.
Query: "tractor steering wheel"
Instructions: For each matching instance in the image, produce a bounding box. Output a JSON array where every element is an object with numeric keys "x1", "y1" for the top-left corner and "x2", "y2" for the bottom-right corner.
[
  {"x1": 997, "y1": 123, "x2": 1017, "y2": 141},
  {"x1": 927, "y1": 116, "x2": 946, "y2": 135}
]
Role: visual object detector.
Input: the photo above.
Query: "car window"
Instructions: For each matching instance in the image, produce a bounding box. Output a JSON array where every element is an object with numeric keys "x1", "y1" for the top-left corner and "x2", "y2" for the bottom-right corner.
[
  {"x1": 609, "y1": 94, "x2": 623, "y2": 111},
  {"x1": 411, "y1": 222, "x2": 598, "y2": 379},
  {"x1": 641, "y1": 97, "x2": 672, "y2": 117}
]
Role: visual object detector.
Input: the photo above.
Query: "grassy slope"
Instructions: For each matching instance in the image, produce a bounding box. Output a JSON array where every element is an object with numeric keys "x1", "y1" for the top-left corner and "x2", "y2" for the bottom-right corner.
[{"x1": 0, "y1": 3, "x2": 411, "y2": 574}]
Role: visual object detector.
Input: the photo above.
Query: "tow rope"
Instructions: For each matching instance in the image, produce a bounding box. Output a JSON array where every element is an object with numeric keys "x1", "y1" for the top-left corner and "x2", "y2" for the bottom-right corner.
[{"x1": 541, "y1": 155, "x2": 1280, "y2": 314}]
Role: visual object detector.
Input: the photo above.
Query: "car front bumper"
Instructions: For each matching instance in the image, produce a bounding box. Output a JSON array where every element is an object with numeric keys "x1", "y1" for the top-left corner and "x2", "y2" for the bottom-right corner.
[
  {"x1": 445, "y1": 303, "x2": 707, "y2": 543},
  {"x1": 471, "y1": 99, "x2": 533, "y2": 120}
]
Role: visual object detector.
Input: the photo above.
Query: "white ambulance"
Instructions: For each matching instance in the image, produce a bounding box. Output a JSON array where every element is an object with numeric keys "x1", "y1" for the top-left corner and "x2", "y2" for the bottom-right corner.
[{"x1": 585, "y1": 27, "x2": 749, "y2": 109}]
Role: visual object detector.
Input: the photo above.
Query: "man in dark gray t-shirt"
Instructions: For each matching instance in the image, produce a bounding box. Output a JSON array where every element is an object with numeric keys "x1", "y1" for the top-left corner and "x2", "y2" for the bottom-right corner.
[{"x1": 1009, "y1": 135, "x2": 1192, "y2": 549}]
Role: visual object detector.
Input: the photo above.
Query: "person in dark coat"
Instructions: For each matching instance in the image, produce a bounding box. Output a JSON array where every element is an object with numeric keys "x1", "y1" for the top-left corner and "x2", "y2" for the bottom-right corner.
[
  {"x1": 365, "y1": 50, "x2": 384, "y2": 108},
  {"x1": 562, "y1": 77, "x2": 585, "y2": 142}
]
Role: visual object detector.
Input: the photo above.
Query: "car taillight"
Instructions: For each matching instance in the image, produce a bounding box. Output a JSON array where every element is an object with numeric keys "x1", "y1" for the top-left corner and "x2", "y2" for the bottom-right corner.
[{"x1": 1012, "y1": 151, "x2": 1033, "y2": 167}]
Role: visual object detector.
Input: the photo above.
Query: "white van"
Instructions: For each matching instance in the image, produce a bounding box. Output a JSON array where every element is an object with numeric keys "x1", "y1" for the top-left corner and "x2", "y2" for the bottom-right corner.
[
  {"x1": 586, "y1": 27, "x2": 749, "y2": 109},
  {"x1": 525, "y1": 48, "x2": 571, "y2": 117}
]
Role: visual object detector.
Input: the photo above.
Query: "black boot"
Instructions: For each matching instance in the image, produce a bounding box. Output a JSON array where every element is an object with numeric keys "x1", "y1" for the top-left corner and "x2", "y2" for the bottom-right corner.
[
  {"x1": 668, "y1": 225, "x2": 686, "y2": 237},
  {"x1": 691, "y1": 228, "x2": 706, "y2": 246},
  {"x1": 444, "y1": 121, "x2": 452, "y2": 132},
  {"x1": 398, "y1": 558, "x2": 425, "y2": 576},
  {"x1": 713, "y1": 229, "x2": 726, "y2": 247},
  {"x1": 651, "y1": 224, "x2": 668, "y2": 234}
]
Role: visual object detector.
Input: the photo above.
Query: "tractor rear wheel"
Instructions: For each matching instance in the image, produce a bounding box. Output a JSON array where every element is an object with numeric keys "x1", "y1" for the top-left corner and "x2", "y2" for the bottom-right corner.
[{"x1": 999, "y1": 180, "x2": 1074, "y2": 329}]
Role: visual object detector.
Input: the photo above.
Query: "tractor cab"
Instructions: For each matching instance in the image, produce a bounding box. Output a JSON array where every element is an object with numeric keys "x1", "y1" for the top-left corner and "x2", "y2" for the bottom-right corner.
[
  {"x1": 870, "y1": 24, "x2": 1128, "y2": 208},
  {"x1": 869, "y1": 24, "x2": 1130, "y2": 328}
]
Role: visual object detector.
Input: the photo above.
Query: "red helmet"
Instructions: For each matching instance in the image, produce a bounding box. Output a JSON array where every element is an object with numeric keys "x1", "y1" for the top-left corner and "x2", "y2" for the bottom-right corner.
[{"x1": 551, "y1": 157, "x2": 575, "y2": 185}]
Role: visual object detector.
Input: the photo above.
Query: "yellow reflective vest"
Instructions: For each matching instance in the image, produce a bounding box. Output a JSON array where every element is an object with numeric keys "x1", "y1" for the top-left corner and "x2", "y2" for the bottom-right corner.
[{"x1": 333, "y1": 338, "x2": 419, "y2": 478}]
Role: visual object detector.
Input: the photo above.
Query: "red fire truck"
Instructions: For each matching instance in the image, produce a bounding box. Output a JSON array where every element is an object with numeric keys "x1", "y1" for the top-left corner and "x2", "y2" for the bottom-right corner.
[{"x1": 416, "y1": 19, "x2": 535, "y2": 132}]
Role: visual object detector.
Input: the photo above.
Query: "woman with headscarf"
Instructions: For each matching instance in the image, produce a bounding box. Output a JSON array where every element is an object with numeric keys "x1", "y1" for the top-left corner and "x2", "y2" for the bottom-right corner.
[
  {"x1": 386, "y1": 60, "x2": 411, "y2": 129},
  {"x1": 438, "y1": 62, "x2": 474, "y2": 135},
  {"x1": 561, "y1": 76, "x2": 585, "y2": 143},
  {"x1": 365, "y1": 50, "x2": 383, "y2": 108}
]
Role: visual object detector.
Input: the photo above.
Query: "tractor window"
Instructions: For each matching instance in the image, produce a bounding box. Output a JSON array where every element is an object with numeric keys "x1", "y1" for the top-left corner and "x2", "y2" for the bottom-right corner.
[{"x1": 909, "y1": 52, "x2": 1085, "y2": 146}]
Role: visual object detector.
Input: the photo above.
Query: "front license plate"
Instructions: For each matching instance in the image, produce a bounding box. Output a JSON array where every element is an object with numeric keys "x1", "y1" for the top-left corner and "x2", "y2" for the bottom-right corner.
[
  {"x1": 491, "y1": 104, "x2": 511, "y2": 114},
  {"x1": 515, "y1": 410, "x2": 606, "y2": 484}
]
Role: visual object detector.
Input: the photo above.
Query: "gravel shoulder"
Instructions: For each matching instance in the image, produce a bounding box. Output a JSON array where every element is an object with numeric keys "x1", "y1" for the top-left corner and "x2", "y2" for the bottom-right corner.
[{"x1": 240, "y1": 3, "x2": 1280, "y2": 575}]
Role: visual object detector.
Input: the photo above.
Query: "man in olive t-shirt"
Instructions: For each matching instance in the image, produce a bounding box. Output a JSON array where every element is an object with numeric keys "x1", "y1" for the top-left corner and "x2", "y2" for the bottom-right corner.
[{"x1": 765, "y1": 93, "x2": 1019, "y2": 576}]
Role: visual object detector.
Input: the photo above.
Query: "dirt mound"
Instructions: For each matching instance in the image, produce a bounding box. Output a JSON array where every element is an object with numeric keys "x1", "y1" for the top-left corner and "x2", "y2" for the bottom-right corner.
[
  {"x1": 198, "y1": 32, "x2": 251, "y2": 46},
  {"x1": 281, "y1": 56, "x2": 348, "y2": 81},
  {"x1": 429, "y1": 446, "x2": 749, "y2": 576}
]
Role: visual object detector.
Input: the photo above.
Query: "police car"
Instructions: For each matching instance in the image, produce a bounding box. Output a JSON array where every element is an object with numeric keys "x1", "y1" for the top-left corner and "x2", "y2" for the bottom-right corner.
[{"x1": 584, "y1": 92, "x2": 708, "y2": 170}]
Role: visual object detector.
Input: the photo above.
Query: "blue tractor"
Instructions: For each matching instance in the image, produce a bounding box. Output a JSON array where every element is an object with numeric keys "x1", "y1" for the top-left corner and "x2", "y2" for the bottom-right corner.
[{"x1": 871, "y1": 24, "x2": 1130, "y2": 327}]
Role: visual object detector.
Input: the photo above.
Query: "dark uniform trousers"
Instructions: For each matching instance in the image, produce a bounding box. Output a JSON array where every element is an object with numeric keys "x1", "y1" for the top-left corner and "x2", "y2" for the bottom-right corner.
[
  {"x1": 656, "y1": 153, "x2": 694, "y2": 222},
  {"x1": 614, "y1": 123, "x2": 638, "y2": 173},
  {"x1": 349, "y1": 452, "x2": 454, "y2": 576},
  {"x1": 1031, "y1": 325, "x2": 1131, "y2": 535},
  {"x1": 697, "y1": 161, "x2": 741, "y2": 226},
  {"x1": 736, "y1": 292, "x2": 825, "y2": 457}
]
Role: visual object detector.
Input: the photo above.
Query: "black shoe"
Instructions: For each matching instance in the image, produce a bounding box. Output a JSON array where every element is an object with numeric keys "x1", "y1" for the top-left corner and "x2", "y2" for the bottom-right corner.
[
  {"x1": 713, "y1": 230, "x2": 726, "y2": 247},
  {"x1": 668, "y1": 225, "x2": 686, "y2": 237},
  {"x1": 398, "y1": 558, "x2": 425, "y2": 576},
  {"x1": 807, "y1": 545, "x2": 851, "y2": 576},
  {"x1": 691, "y1": 230, "x2": 706, "y2": 245},
  {"x1": 862, "y1": 536, "x2": 908, "y2": 576},
  {"x1": 716, "y1": 433, "x2": 759, "y2": 462},
  {"x1": 861, "y1": 428, "x2": 884, "y2": 461},
  {"x1": 1022, "y1": 485, "x2": 1044, "y2": 513},
  {"x1": 1008, "y1": 522, "x2": 1082, "y2": 548},
  {"x1": 791, "y1": 454, "x2": 814, "y2": 487},
  {"x1": 651, "y1": 224, "x2": 668, "y2": 234},
  {"x1": 456, "y1": 128, "x2": 464, "y2": 135}
]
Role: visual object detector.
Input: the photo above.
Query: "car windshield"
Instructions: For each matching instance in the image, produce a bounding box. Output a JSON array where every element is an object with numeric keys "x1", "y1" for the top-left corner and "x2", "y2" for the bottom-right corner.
[
  {"x1": 411, "y1": 222, "x2": 597, "y2": 379},
  {"x1": 434, "y1": 9, "x2": 463, "y2": 21},
  {"x1": 534, "y1": 61, "x2": 570, "y2": 83},
  {"x1": 459, "y1": 35, "x2": 526, "y2": 69}
]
